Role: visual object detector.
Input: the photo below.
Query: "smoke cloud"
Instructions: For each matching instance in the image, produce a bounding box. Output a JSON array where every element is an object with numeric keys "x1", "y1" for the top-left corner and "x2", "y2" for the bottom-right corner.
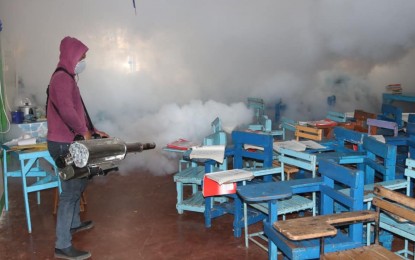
[{"x1": 1, "y1": 1, "x2": 415, "y2": 174}]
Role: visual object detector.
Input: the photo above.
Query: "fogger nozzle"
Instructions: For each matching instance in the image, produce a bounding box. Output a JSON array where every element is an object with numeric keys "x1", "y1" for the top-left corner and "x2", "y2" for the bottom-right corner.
[{"x1": 126, "y1": 142, "x2": 156, "y2": 153}]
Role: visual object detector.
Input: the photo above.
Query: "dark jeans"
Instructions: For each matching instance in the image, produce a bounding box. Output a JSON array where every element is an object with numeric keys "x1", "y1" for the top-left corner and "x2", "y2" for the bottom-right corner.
[{"x1": 48, "y1": 141, "x2": 88, "y2": 249}]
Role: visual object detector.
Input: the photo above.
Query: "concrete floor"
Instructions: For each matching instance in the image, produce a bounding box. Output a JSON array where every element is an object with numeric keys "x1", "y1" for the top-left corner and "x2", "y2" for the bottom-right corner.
[
  {"x1": 0, "y1": 168, "x2": 410, "y2": 260},
  {"x1": 0, "y1": 170, "x2": 268, "y2": 260}
]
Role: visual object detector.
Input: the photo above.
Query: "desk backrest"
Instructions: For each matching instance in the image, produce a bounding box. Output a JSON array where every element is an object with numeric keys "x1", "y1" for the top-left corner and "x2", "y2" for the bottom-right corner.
[
  {"x1": 367, "y1": 118, "x2": 398, "y2": 137},
  {"x1": 319, "y1": 159, "x2": 365, "y2": 242},
  {"x1": 295, "y1": 125, "x2": 323, "y2": 141},
  {"x1": 405, "y1": 158, "x2": 415, "y2": 195},
  {"x1": 232, "y1": 130, "x2": 274, "y2": 169},
  {"x1": 211, "y1": 117, "x2": 222, "y2": 133},
  {"x1": 406, "y1": 114, "x2": 415, "y2": 136},
  {"x1": 247, "y1": 97, "x2": 265, "y2": 123},
  {"x1": 333, "y1": 126, "x2": 367, "y2": 152},
  {"x1": 378, "y1": 103, "x2": 403, "y2": 129},
  {"x1": 280, "y1": 117, "x2": 297, "y2": 140},
  {"x1": 373, "y1": 185, "x2": 415, "y2": 225},
  {"x1": 260, "y1": 115, "x2": 272, "y2": 132},
  {"x1": 326, "y1": 111, "x2": 347, "y2": 123},
  {"x1": 363, "y1": 136, "x2": 397, "y2": 184},
  {"x1": 278, "y1": 147, "x2": 317, "y2": 180},
  {"x1": 248, "y1": 115, "x2": 272, "y2": 132},
  {"x1": 354, "y1": 109, "x2": 376, "y2": 127}
]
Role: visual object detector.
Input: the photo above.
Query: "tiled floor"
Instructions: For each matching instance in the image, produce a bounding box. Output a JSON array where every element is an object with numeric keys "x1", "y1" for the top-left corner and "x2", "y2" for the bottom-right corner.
[{"x1": 0, "y1": 170, "x2": 267, "y2": 260}]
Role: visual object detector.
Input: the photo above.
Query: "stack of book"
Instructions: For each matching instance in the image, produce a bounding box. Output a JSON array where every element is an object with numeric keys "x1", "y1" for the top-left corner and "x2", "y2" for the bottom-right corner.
[{"x1": 386, "y1": 84, "x2": 402, "y2": 94}]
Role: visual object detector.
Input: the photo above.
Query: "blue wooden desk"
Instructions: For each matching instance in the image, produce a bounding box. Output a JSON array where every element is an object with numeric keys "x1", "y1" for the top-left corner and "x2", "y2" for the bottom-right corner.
[
  {"x1": 2, "y1": 144, "x2": 60, "y2": 233},
  {"x1": 237, "y1": 178, "x2": 323, "y2": 259},
  {"x1": 383, "y1": 93, "x2": 415, "y2": 105}
]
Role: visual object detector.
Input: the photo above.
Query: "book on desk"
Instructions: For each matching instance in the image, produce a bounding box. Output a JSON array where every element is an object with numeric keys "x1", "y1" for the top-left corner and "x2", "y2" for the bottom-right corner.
[{"x1": 203, "y1": 169, "x2": 254, "y2": 197}]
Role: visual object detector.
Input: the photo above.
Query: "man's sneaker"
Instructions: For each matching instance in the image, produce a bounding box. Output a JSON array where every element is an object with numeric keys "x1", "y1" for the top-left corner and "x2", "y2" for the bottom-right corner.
[
  {"x1": 54, "y1": 246, "x2": 91, "y2": 260},
  {"x1": 70, "y1": 221, "x2": 94, "y2": 235}
]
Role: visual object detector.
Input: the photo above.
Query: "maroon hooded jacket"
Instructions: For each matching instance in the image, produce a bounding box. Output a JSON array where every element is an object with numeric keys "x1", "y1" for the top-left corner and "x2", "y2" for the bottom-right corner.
[{"x1": 47, "y1": 36, "x2": 91, "y2": 143}]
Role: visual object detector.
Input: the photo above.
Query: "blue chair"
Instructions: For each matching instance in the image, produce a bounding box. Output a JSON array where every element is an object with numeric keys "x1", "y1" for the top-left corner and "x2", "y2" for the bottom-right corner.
[
  {"x1": 173, "y1": 117, "x2": 227, "y2": 214},
  {"x1": 264, "y1": 159, "x2": 366, "y2": 260},
  {"x1": 242, "y1": 147, "x2": 317, "y2": 250},
  {"x1": 203, "y1": 130, "x2": 282, "y2": 237}
]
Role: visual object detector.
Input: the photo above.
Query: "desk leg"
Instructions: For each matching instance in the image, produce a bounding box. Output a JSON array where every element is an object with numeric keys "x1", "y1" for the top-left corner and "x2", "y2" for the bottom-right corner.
[
  {"x1": 268, "y1": 200, "x2": 278, "y2": 260},
  {"x1": 243, "y1": 201, "x2": 248, "y2": 247},
  {"x1": 36, "y1": 160, "x2": 41, "y2": 204},
  {"x1": 176, "y1": 181, "x2": 184, "y2": 214},
  {"x1": 3, "y1": 150, "x2": 9, "y2": 211},
  {"x1": 20, "y1": 158, "x2": 37, "y2": 233},
  {"x1": 204, "y1": 197, "x2": 212, "y2": 228},
  {"x1": 233, "y1": 196, "x2": 242, "y2": 237}
]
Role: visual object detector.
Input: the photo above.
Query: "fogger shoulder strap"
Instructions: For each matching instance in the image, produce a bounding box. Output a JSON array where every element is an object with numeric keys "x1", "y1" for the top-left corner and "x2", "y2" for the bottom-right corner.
[{"x1": 46, "y1": 67, "x2": 95, "y2": 134}]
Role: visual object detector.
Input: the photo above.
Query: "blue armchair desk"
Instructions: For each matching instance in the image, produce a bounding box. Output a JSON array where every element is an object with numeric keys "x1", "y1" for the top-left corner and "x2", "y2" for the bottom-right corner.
[
  {"x1": 237, "y1": 177, "x2": 323, "y2": 220},
  {"x1": 2, "y1": 144, "x2": 60, "y2": 233},
  {"x1": 237, "y1": 177, "x2": 323, "y2": 258}
]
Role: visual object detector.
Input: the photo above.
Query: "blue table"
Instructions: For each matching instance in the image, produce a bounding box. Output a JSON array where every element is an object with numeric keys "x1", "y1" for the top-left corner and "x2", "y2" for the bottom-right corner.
[{"x1": 2, "y1": 144, "x2": 60, "y2": 233}]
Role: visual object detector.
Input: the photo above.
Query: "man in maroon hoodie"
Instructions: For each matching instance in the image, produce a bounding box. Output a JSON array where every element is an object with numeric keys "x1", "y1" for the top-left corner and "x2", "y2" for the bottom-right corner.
[{"x1": 47, "y1": 36, "x2": 108, "y2": 260}]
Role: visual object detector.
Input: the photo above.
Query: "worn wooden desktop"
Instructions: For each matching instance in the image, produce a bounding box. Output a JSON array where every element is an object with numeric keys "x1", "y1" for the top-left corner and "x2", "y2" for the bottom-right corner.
[{"x1": 2, "y1": 143, "x2": 60, "y2": 233}]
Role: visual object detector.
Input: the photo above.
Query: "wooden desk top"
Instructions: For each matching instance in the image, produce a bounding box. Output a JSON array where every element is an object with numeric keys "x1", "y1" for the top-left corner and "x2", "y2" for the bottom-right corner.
[
  {"x1": 273, "y1": 210, "x2": 377, "y2": 240},
  {"x1": 1, "y1": 143, "x2": 50, "y2": 160},
  {"x1": 5, "y1": 143, "x2": 47, "y2": 152}
]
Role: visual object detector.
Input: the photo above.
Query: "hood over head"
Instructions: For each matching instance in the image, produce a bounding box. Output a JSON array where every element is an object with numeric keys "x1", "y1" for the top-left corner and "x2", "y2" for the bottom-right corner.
[{"x1": 57, "y1": 36, "x2": 89, "y2": 75}]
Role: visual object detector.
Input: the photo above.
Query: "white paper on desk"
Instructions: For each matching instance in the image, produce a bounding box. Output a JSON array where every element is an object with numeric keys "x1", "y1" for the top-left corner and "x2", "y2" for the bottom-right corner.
[
  {"x1": 243, "y1": 144, "x2": 264, "y2": 151},
  {"x1": 273, "y1": 140, "x2": 306, "y2": 152},
  {"x1": 205, "y1": 169, "x2": 254, "y2": 184},
  {"x1": 403, "y1": 113, "x2": 409, "y2": 123},
  {"x1": 17, "y1": 137, "x2": 37, "y2": 146},
  {"x1": 300, "y1": 140, "x2": 327, "y2": 149},
  {"x1": 370, "y1": 135, "x2": 386, "y2": 143},
  {"x1": 189, "y1": 145, "x2": 225, "y2": 163}
]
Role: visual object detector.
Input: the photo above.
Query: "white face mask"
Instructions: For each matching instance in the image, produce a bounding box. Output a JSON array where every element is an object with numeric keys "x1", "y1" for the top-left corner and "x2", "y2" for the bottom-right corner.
[{"x1": 74, "y1": 59, "x2": 86, "y2": 74}]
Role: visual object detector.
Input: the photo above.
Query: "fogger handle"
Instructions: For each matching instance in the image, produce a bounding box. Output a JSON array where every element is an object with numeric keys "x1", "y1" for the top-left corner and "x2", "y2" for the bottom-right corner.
[{"x1": 126, "y1": 142, "x2": 156, "y2": 153}]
